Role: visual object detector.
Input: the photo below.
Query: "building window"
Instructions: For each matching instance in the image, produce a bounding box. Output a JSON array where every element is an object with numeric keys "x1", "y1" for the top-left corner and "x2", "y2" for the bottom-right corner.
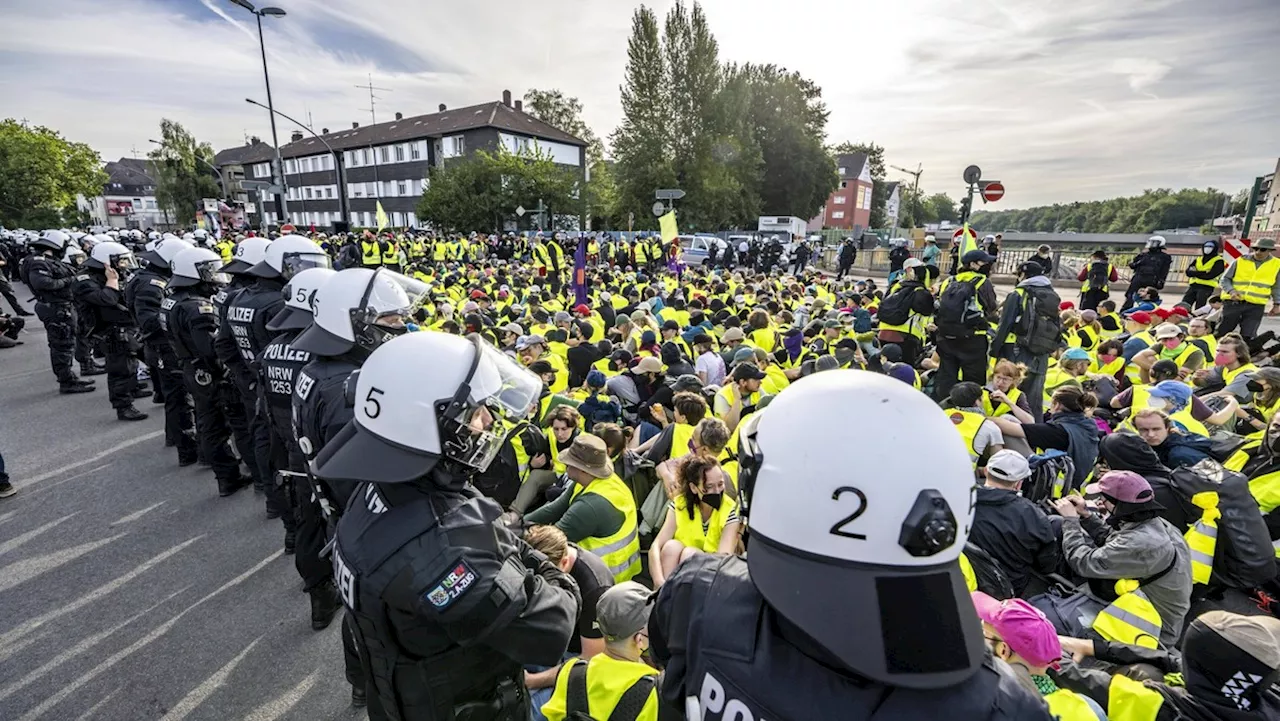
[
  {"x1": 394, "y1": 145, "x2": 405, "y2": 162},
  {"x1": 862, "y1": 188, "x2": 872, "y2": 210},
  {"x1": 392, "y1": 212, "x2": 404, "y2": 227},
  {"x1": 832, "y1": 211, "x2": 845, "y2": 219},
  {"x1": 840, "y1": 181, "x2": 848, "y2": 189},
  {"x1": 397, "y1": 181, "x2": 407, "y2": 196},
  {"x1": 325, "y1": 186, "x2": 334, "y2": 199},
  {"x1": 410, "y1": 143, "x2": 421, "y2": 160},
  {"x1": 838, "y1": 167, "x2": 847, "y2": 176},
  {"x1": 407, "y1": 212, "x2": 417, "y2": 228},
  {"x1": 834, "y1": 195, "x2": 846, "y2": 205},
  {"x1": 444, "y1": 135, "x2": 465, "y2": 158},
  {"x1": 379, "y1": 147, "x2": 390, "y2": 163},
  {"x1": 362, "y1": 149, "x2": 370, "y2": 165},
  {"x1": 305, "y1": 187, "x2": 313, "y2": 199},
  {"x1": 253, "y1": 163, "x2": 270, "y2": 178},
  {"x1": 363, "y1": 211, "x2": 373, "y2": 227}
]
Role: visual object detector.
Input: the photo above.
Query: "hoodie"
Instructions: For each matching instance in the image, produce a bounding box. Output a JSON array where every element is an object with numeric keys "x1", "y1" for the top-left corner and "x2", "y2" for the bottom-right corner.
[
  {"x1": 968, "y1": 485, "x2": 1060, "y2": 595},
  {"x1": 1099, "y1": 433, "x2": 1198, "y2": 532}
]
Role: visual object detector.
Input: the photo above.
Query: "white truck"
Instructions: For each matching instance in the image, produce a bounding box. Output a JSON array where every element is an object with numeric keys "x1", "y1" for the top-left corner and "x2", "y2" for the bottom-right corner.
[{"x1": 757, "y1": 216, "x2": 807, "y2": 241}]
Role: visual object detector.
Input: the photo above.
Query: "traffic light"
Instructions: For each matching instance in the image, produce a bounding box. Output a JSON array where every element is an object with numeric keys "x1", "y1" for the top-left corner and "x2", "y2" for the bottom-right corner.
[{"x1": 959, "y1": 195, "x2": 973, "y2": 222}]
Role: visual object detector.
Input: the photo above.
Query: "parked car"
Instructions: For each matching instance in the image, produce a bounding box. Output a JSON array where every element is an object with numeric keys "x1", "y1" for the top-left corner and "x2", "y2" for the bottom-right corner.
[{"x1": 678, "y1": 235, "x2": 725, "y2": 266}]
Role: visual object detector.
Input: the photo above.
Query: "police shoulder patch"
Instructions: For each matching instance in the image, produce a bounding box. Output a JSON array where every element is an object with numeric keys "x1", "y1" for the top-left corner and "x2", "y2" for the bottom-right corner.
[
  {"x1": 76, "y1": 274, "x2": 90, "y2": 281},
  {"x1": 423, "y1": 558, "x2": 479, "y2": 611},
  {"x1": 198, "y1": 302, "x2": 216, "y2": 315},
  {"x1": 150, "y1": 278, "x2": 168, "y2": 287}
]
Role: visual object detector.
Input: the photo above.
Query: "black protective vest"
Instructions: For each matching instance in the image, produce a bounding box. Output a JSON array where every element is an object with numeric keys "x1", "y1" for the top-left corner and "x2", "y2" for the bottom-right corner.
[
  {"x1": 333, "y1": 485, "x2": 531, "y2": 721},
  {"x1": 225, "y1": 280, "x2": 284, "y2": 369},
  {"x1": 259, "y1": 330, "x2": 311, "y2": 412}
]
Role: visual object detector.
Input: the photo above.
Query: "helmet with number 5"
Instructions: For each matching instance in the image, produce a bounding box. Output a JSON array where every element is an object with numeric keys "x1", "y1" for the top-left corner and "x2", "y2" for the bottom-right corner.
[
  {"x1": 266, "y1": 267, "x2": 337, "y2": 332},
  {"x1": 312, "y1": 331, "x2": 541, "y2": 484},
  {"x1": 291, "y1": 268, "x2": 427, "y2": 358},
  {"x1": 735, "y1": 370, "x2": 983, "y2": 689}
]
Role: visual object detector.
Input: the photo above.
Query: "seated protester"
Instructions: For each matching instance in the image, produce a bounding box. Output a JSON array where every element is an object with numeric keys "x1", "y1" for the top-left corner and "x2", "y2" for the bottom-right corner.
[
  {"x1": 712, "y1": 362, "x2": 765, "y2": 432},
  {"x1": 647, "y1": 454, "x2": 741, "y2": 588},
  {"x1": 752, "y1": 346, "x2": 800, "y2": 395},
  {"x1": 524, "y1": 434, "x2": 642, "y2": 583},
  {"x1": 1192, "y1": 333, "x2": 1257, "y2": 403},
  {"x1": 0, "y1": 312, "x2": 24, "y2": 349},
  {"x1": 519, "y1": 333, "x2": 569, "y2": 393},
  {"x1": 1097, "y1": 432, "x2": 1200, "y2": 534},
  {"x1": 579, "y1": 369, "x2": 623, "y2": 428},
  {"x1": 1232, "y1": 366, "x2": 1280, "y2": 437},
  {"x1": 984, "y1": 360, "x2": 1035, "y2": 422},
  {"x1": 842, "y1": 294, "x2": 873, "y2": 333},
  {"x1": 1121, "y1": 310, "x2": 1157, "y2": 363},
  {"x1": 565, "y1": 320, "x2": 603, "y2": 389},
  {"x1": 1055, "y1": 611, "x2": 1280, "y2": 721},
  {"x1": 1184, "y1": 315, "x2": 1217, "y2": 358},
  {"x1": 1133, "y1": 408, "x2": 1215, "y2": 470},
  {"x1": 1044, "y1": 347, "x2": 1094, "y2": 403},
  {"x1": 660, "y1": 318, "x2": 693, "y2": 359},
  {"x1": 716, "y1": 326, "x2": 747, "y2": 367},
  {"x1": 635, "y1": 330, "x2": 661, "y2": 359},
  {"x1": 692, "y1": 332, "x2": 725, "y2": 387},
  {"x1": 972, "y1": 593, "x2": 1107, "y2": 721},
  {"x1": 660, "y1": 341, "x2": 695, "y2": 379},
  {"x1": 1090, "y1": 338, "x2": 1126, "y2": 381},
  {"x1": 1096, "y1": 299, "x2": 1124, "y2": 339},
  {"x1": 990, "y1": 385, "x2": 1102, "y2": 492},
  {"x1": 605, "y1": 355, "x2": 663, "y2": 429},
  {"x1": 524, "y1": 525, "x2": 614, "y2": 719},
  {"x1": 969, "y1": 450, "x2": 1060, "y2": 596},
  {"x1": 515, "y1": 405, "x2": 582, "y2": 513},
  {"x1": 540, "y1": 582, "x2": 660, "y2": 721},
  {"x1": 529, "y1": 360, "x2": 579, "y2": 423},
  {"x1": 946, "y1": 382, "x2": 1005, "y2": 468},
  {"x1": 638, "y1": 391, "x2": 708, "y2": 464},
  {"x1": 1051, "y1": 472, "x2": 1192, "y2": 650},
  {"x1": 641, "y1": 373, "x2": 704, "y2": 433},
  {"x1": 1132, "y1": 323, "x2": 1205, "y2": 382},
  {"x1": 1112, "y1": 360, "x2": 1237, "y2": 431}
]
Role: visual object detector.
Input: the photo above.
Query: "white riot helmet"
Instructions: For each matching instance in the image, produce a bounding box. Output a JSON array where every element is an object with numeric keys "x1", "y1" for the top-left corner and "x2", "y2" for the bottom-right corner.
[
  {"x1": 86, "y1": 241, "x2": 138, "y2": 271},
  {"x1": 139, "y1": 236, "x2": 194, "y2": 270},
  {"x1": 1147, "y1": 235, "x2": 1167, "y2": 249},
  {"x1": 266, "y1": 267, "x2": 337, "y2": 332},
  {"x1": 147, "y1": 231, "x2": 161, "y2": 242},
  {"x1": 31, "y1": 229, "x2": 69, "y2": 253},
  {"x1": 735, "y1": 371, "x2": 982, "y2": 689},
  {"x1": 311, "y1": 332, "x2": 541, "y2": 483},
  {"x1": 63, "y1": 243, "x2": 87, "y2": 265},
  {"x1": 246, "y1": 235, "x2": 329, "y2": 280},
  {"x1": 192, "y1": 228, "x2": 208, "y2": 241},
  {"x1": 221, "y1": 237, "x2": 271, "y2": 274},
  {"x1": 169, "y1": 247, "x2": 230, "y2": 288},
  {"x1": 291, "y1": 268, "x2": 428, "y2": 358}
]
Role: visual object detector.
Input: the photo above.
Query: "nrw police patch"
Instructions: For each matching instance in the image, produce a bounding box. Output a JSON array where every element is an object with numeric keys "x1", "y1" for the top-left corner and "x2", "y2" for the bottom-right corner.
[{"x1": 424, "y1": 559, "x2": 478, "y2": 611}]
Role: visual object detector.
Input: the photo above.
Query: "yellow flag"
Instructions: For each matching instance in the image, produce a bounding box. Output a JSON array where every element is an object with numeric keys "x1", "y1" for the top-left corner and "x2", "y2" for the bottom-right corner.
[
  {"x1": 658, "y1": 211, "x2": 678, "y2": 244},
  {"x1": 958, "y1": 224, "x2": 979, "y2": 257},
  {"x1": 376, "y1": 200, "x2": 389, "y2": 232}
]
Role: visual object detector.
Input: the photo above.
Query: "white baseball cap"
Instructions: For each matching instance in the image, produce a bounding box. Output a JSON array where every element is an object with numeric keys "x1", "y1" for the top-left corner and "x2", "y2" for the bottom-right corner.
[{"x1": 985, "y1": 449, "x2": 1031, "y2": 483}]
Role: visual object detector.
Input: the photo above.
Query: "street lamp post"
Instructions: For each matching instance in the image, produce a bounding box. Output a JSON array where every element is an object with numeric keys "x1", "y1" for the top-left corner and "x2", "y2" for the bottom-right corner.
[
  {"x1": 229, "y1": 0, "x2": 289, "y2": 225},
  {"x1": 245, "y1": 99, "x2": 349, "y2": 226}
]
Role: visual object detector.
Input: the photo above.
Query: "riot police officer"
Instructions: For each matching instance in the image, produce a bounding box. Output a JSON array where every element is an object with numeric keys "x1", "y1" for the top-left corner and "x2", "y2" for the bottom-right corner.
[
  {"x1": 20, "y1": 231, "x2": 96, "y2": 393},
  {"x1": 74, "y1": 241, "x2": 148, "y2": 420},
  {"x1": 227, "y1": 234, "x2": 330, "y2": 527},
  {"x1": 258, "y1": 267, "x2": 335, "y2": 612},
  {"x1": 129, "y1": 236, "x2": 198, "y2": 461},
  {"x1": 313, "y1": 331, "x2": 580, "y2": 721},
  {"x1": 214, "y1": 237, "x2": 271, "y2": 493},
  {"x1": 165, "y1": 247, "x2": 251, "y2": 497},
  {"x1": 649, "y1": 371, "x2": 1053, "y2": 721}
]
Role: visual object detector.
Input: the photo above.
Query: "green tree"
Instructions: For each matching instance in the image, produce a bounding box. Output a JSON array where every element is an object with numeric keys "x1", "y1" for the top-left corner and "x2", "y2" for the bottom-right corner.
[
  {"x1": 148, "y1": 119, "x2": 220, "y2": 225},
  {"x1": 969, "y1": 187, "x2": 1227, "y2": 234},
  {"x1": 0, "y1": 119, "x2": 106, "y2": 228},
  {"x1": 611, "y1": 5, "x2": 675, "y2": 230},
  {"x1": 522, "y1": 88, "x2": 621, "y2": 229},
  {"x1": 923, "y1": 193, "x2": 958, "y2": 224},
  {"x1": 830, "y1": 141, "x2": 887, "y2": 227},
  {"x1": 417, "y1": 148, "x2": 579, "y2": 233}
]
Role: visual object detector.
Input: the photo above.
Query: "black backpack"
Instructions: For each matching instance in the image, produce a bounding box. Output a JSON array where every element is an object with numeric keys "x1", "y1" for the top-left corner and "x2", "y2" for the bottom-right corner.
[
  {"x1": 1016, "y1": 287, "x2": 1062, "y2": 355},
  {"x1": 1086, "y1": 261, "x2": 1109, "y2": 290},
  {"x1": 565, "y1": 661, "x2": 656, "y2": 721},
  {"x1": 876, "y1": 285, "x2": 916, "y2": 326},
  {"x1": 935, "y1": 277, "x2": 986, "y2": 338}
]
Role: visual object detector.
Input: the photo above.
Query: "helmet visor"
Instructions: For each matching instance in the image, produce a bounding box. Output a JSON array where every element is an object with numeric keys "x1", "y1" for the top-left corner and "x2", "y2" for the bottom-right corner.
[
  {"x1": 112, "y1": 252, "x2": 138, "y2": 271},
  {"x1": 194, "y1": 258, "x2": 230, "y2": 285},
  {"x1": 281, "y1": 252, "x2": 332, "y2": 281},
  {"x1": 350, "y1": 269, "x2": 431, "y2": 352},
  {"x1": 437, "y1": 337, "x2": 541, "y2": 471}
]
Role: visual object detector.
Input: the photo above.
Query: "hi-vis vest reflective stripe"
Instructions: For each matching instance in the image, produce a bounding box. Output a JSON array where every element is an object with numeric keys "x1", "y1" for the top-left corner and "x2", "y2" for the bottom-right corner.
[
  {"x1": 1107, "y1": 674, "x2": 1165, "y2": 721},
  {"x1": 1045, "y1": 689, "x2": 1100, "y2": 721},
  {"x1": 1231, "y1": 256, "x2": 1280, "y2": 305},
  {"x1": 670, "y1": 423, "x2": 696, "y2": 462},
  {"x1": 982, "y1": 387, "x2": 1023, "y2": 417},
  {"x1": 672, "y1": 494, "x2": 737, "y2": 553},
  {"x1": 1080, "y1": 263, "x2": 1115, "y2": 293},
  {"x1": 1186, "y1": 491, "x2": 1220, "y2": 585},
  {"x1": 572, "y1": 475, "x2": 641, "y2": 583},
  {"x1": 361, "y1": 240, "x2": 382, "y2": 266},
  {"x1": 949, "y1": 409, "x2": 985, "y2": 465},
  {"x1": 1092, "y1": 585, "x2": 1162, "y2": 649},
  {"x1": 381, "y1": 242, "x2": 399, "y2": 266},
  {"x1": 1188, "y1": 255, "x2": 1224, "y2": 287},
  {"x1": 1224, "y1": 362, "x2": 1258, "y2": 387}
]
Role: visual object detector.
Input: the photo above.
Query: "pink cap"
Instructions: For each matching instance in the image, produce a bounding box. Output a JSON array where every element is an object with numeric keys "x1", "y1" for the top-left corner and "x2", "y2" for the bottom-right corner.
[
  {"x1": 1085, "y1": 470, "x2": 1156, "y2": 504},
  {"x1": 972, "y1": 592, "x2": 1062, "y2": 667}
]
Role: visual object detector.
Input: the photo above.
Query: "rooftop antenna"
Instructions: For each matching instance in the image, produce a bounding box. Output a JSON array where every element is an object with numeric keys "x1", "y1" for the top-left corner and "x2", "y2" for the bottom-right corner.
[
  {"x1": 130, "y1": 144, "x2": 141, "y2": 159},
  {"x1": 354, "y1": 73, "x2": 393, "y2": 125}
]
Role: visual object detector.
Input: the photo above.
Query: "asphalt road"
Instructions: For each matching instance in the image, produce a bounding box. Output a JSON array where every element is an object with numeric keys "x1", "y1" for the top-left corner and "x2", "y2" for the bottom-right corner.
[{"x1": 0, "y1": 286, "x2": 362, "y2": 721}]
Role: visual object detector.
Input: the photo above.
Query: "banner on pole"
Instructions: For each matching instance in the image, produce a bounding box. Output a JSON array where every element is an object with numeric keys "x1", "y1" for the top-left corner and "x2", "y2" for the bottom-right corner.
[
  {"x1": 659, "y1": 211, "x2": 678, "y2": 244},
  {"x1": 376, "y1": 201, "x2": 389, "y2": 232}
]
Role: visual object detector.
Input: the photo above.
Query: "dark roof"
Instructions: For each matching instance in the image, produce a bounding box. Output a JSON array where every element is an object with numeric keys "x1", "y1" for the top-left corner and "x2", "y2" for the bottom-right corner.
[
  {"x1": 215, "y1": 101, "x2": 586, "y2": 167},
  {"x1": 883, "y1": 181, "x2": 900, "y2": 196},
  {"x1": 836, "y1": 153, "x2": 868, "y2": 179},
  {"x1": 104, "y1": 157, "x2": 159, "y2": 186}
]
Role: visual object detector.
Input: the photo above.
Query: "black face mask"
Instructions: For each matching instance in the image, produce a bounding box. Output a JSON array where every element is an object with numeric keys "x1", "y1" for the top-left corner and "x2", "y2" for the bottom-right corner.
[
  {"x1": 1247, "y1": 380, "x2": 1266, "y2": 393},
  {"x1": 701, "y1": 492, "x2": 724, "y2": 510}
]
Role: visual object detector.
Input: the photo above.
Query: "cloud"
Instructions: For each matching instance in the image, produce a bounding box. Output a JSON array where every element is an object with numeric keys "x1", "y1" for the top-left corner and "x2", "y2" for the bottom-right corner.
[{"x1": 1, "y1": 0, "x2": 1276, "y2": 209}]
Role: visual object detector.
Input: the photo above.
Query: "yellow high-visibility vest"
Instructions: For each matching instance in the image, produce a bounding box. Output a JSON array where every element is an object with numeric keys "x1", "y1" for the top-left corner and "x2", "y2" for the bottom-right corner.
[
  {"x1": 982, "y1": 387, "x2": 1023, "y2": 417},
  {"x1": 381, "y1": 241, "x2": 399, "y2": 266},
  {"x1": 672, "y1": 493, "x2": 737, "y2": 553},
  {"x1": 1092, "y1": 583, "x2": 1162, "y2": 649},
  {"x1": 1231, "y1": 255, "x2": 1280, "y2": 305},
  {"x1": 1046, "y1": 689, "x2": 1101, "y2": 721},
  {"x1": 1080, "y1": 263, "x2": 1115, "y2": 293},
  {"x1": 1185, "y1": 491, "x2": 1220, "y2": 585},
  {"x1": 948, "y1": 409, "x2": 986, "y2": 466},
  {"x1": 1106, "y1": 674, "x2": 1165, "y2": 721},
  {"x1": 361, "y1": 239, "x2": 382, "y2": 266},
  {"x1": 571, "y1": 474, "x2": 641, "y2": 582},
  {"x1": 1125, "y1": 383, "x2": 1209, "y2": 437},
  {"x1": 1188, "y1": 255, "x2": 1224, "y2": 288},
  {"x1": 541, "y1": 655, "x2": 658, "y2": 721}
]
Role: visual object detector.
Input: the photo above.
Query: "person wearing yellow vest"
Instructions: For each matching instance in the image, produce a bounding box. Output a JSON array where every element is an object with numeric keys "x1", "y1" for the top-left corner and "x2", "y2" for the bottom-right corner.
[
  {"x1": 1182, "y1": 238, "x2": 1226, "y2": 309},
  {"x1": 519, "y1": 335, "x2": 569, "y2": 394},
  {"x1": 1091, "y1": 339, "x2": 1127, "y2": 382},
  {"x1": 713, "y1": 363, "x2": 764, "y2": 432},
  {"x1": 984, "y1": 360, "x2": 1035, "y2": 422},
  {"x1": 1219, "y1": 236, "x2": 1280, "y2": 339},
  {"x1": 649, "y1": 453, "x2": 741, "y2": 587},
  {"x1": 971, "y1": 592, "x2": 1106, "y2": 721},
  {"x1": 1192, "y1": 333, "x2": 1258, "y2": 403},
  {"x1": 541, "y1": 581, "x2": 660, "y2": 721},
  {"x1": 1132, "y1": 323, "x2": 1205, "y2": 383},
  {"x1": 1185, "y1": 315, "x2": 1217, "y2": 359},
  {"x1": 1132, "y1": 408, "x2": 1218, "y2": 473},
  {"x1": 946, "y1": 382, "x2": 1005, "y2": 470},
  {"x1": 380, "y1": 235, "x2": 402, "y2": 273},
  {"x1": 525, "y1": 434, "x2": 642, "y2": 583},
  {"x1": 1096, "y1": 299, "x2": 1124, "y2": 339},
  {"x1": 214, "y1": 237, "x2": 234, "y2": 263},
  {"x1": 360, "y1": 234, "x2": 382, "y2": 268},
  {"x1": 1044, "y1": 347, "x2": 1092, "y2": 404},
  {"x1": 1055, "y1": 611, "x2": 1280, "y2": 721},
  {"x1": 1052, "y1": 471, "x2": 1192, "y2": 649}
]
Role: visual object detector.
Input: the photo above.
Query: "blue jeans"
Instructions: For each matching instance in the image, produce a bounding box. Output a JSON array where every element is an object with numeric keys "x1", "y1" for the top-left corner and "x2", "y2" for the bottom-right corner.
[
  {"x1": 526, "y1": 654, "x2": 576, "y2": 721},
  {"x1": 637, "y1": 421, "x2": 661, "y2": 445}
]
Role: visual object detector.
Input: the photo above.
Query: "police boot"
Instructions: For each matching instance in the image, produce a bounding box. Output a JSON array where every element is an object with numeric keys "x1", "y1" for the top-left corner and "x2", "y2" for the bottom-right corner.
[
  {"x1": 309, "y1": 582, "x2": 341, "y2": 631},
  {"x1": 59, "y1": 381, "x2": 96, "y2": 394},
  {"x1": 351, "y1": 684, "x2": 367, "y2": 708},
  {"x1": 284, "y1": 529, "x2": 296, "y2": 555},
  {"x1": 218, "y1": 475, "x2": 252, "y2": 497},
  {"x1": 117, "y1": 407, "x2": 149, "y2": 422},
  {"x1": 80, "y1": 364, "x2": 107, "y2": 376},
  {"x1": 132, "y1": 385, "x2": 152, "y2": 399}
]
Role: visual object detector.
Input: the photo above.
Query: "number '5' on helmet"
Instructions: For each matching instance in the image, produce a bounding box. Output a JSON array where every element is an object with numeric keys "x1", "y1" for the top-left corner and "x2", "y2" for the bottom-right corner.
[
  {"x1": 312, "y1": 332, "x2": 542, "y2": 484},
  {"x1": 139, "y1": 237, "x2": 194, "y2": 270},
  {"x1": 291, "y1": 268, "x2": 428, "y2": 357},
  {"x1": 169, "y1": 247, "x2": 230, "y2": 288},
  {"x1": 245, "y1": 235, "x2": 329, "y2": 280},
  {"x1": 267, "y1": 267, "x2": 337, "y2": 332},
  {"x1": 86, "y1": 241, "x2": 138, "y2": 271},
  {"x1": 735, "y1": 370, "x2": 984, "y2": 690}
]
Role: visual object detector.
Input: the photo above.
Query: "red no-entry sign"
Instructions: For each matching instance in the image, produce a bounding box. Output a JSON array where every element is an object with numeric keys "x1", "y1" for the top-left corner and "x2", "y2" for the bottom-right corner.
[{"x1": 981, "y1": 182, "x2": 1005, "y2": 203}]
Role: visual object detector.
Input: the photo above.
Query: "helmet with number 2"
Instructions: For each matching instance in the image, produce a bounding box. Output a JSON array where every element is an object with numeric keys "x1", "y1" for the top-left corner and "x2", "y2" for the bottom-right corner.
[
  {"x1": 735, "y1": 370, "x2": 983, "y2": 690},
  {"x1": 312, "y1": 332, "x2": 541, "y2": 484}
]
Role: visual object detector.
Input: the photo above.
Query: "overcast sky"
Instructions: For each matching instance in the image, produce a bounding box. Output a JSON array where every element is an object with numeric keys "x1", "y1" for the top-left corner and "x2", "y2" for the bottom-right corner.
[{"x1": 2, "y1": 0, "x2": 1276, "y2": 207}]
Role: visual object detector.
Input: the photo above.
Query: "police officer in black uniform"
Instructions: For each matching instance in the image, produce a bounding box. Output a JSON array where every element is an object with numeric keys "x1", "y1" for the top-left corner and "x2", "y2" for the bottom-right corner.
[
  {"x1": 20, "y1": 231, "x2": 96, "y2": 394},
  {"x1": 650, "y1": 371, "x2": 1053, "y2": 721},
  {"x1": 74, "y1": 241, "x2": 148, "y2": 420},
  {"x1": 258, "y1": 267, "x2": 335, "y2": 620},
  {"x1": 165, "y1": 246, "x2": 251, "y2": 497},
  {"x1": 129, "y1": 237, "x2": 198, "y2": 461},
  {"x1": 214, "y1": 236, "x2": 272, "y2": 493},
  {"x1": 313, "y1": 331, "x2": 580, "y2": 721}
]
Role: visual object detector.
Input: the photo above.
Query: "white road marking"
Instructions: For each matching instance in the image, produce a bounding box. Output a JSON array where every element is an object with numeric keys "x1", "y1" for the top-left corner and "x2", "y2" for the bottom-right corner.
[
  {"x1": 0, "y1": 509, "x2": 23, "y2": 526},
  {"x1": 0, "y1": 368, "x2": 51, "y2": 382},
  {"x1": 14, "y1": 550, "x2": 282, "y2": 721},
  {"x1": 0, "y1": 513, "x2": 79, "y2": 556},
  {"x1": 0, "y1": 535, "x2": 205, "y2": 650},
  {"x1": 241, "y1": 670, "x2": 321, "y2": 721},
  {"x1": 19, "y1": 431, "x2": 163, "y2": 486},
  {"x1": 109, "y1": 501, "x2": 167, "y2": 526},
  {"x1": 20, "y1": 464, "x2": 112, "y2": 497},
  {"x1": 0, "y1": 534, "x2": 126, "y2": 594},
  {"x1": 71, "y1": 687, "x2": 120, "y2": 721},
  {"x1": 158, "y1": 636, "x2": 264, "y2": 721}
]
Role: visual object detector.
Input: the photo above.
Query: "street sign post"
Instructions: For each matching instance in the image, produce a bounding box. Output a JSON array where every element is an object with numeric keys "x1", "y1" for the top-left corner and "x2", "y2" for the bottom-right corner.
[
  {"x1": 963, "y1": 165, "x2": 983, "y2": 185},
  {"x1": 652, "y1": 201, "x2": 667, "y2": 217},
  {"x1": 656, "y1": 189, "x2": 686, "y2": 201},
  {"x1": 980, "y1": 181, "x2": 1005, "y2": 203}
]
